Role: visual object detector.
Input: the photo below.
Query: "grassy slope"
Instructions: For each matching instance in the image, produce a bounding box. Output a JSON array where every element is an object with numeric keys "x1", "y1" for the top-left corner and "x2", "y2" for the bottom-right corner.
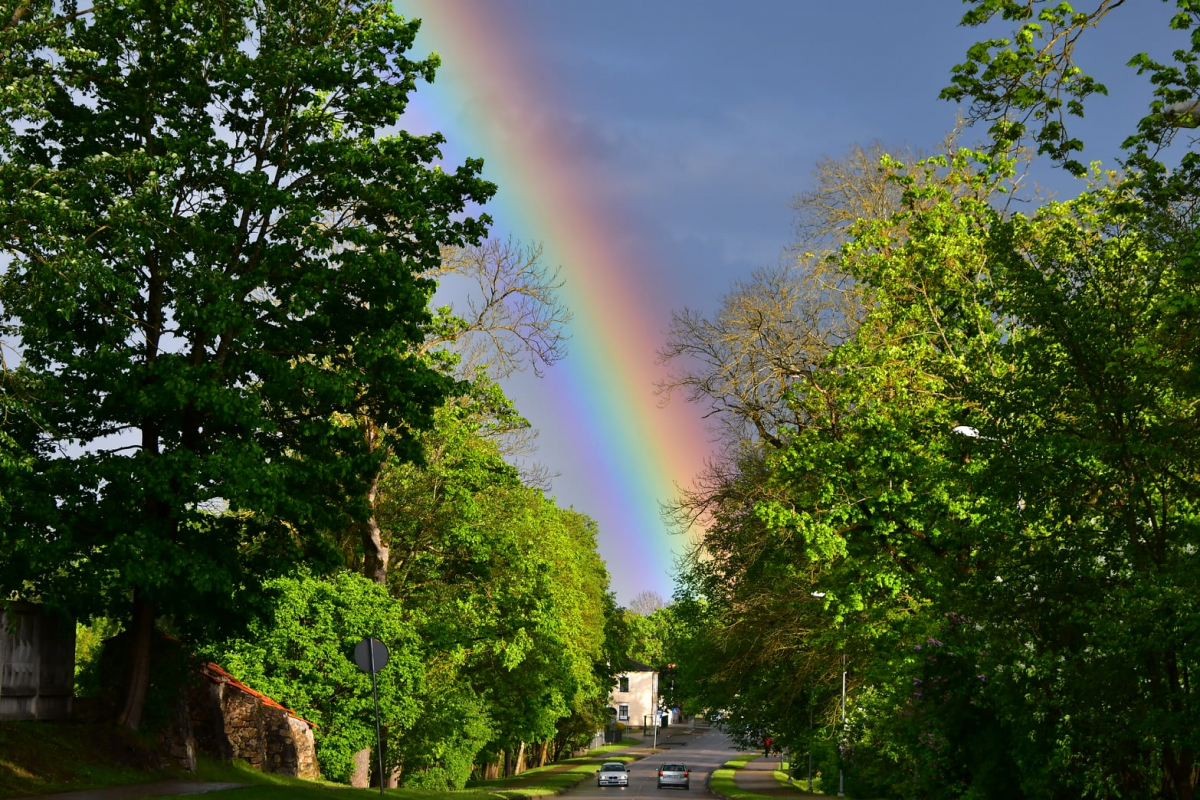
[
  {"x1": 0, "y1": 720, "x2": 178, "y2": 797},
  {"x1": 1, "y1": 722, "x2": 647, "y2": 799}
]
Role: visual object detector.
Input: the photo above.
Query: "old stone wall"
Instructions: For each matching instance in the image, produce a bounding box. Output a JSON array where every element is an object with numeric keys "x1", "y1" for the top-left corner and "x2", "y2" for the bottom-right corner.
[
  {"x1": 188, "y1": 666, "x2": 319, "y2": 781},
  {"x1": 0, "y1": 602, "x2": 75, "y2": 721}
]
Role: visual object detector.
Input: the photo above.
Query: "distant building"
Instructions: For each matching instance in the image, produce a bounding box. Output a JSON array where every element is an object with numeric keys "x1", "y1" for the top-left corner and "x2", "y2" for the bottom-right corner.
[{"x1": 611, "y1": 658, "x2": 659, "y2": 731}]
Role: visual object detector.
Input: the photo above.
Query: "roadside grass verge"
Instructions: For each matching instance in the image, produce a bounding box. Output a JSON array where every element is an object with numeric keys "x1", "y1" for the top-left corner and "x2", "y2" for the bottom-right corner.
[
  {"x1": 708, "y1": 754, "x2": 763, "y2": 800},
  {"x1": 469, "y1": 750, "x2": 643, "y2": 797}
]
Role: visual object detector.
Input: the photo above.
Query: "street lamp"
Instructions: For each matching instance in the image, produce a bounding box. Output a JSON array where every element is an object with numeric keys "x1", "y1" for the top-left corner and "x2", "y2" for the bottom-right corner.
[{"x1": 812, "y1": 591, "x2": 846, "y2": 796}]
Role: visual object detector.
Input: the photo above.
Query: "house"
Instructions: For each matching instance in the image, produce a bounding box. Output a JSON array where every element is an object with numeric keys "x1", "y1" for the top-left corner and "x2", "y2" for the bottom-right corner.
[{"x1": 611, "y1": 658, "x2": 659, "y2": 731}]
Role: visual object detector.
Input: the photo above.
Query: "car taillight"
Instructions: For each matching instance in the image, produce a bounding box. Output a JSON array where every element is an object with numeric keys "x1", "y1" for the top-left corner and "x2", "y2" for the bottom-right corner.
[
  {"x1": 685, "y1": 772, "x2": 689, "y2": 777},
  {"x1": 658, "y1": 771, "x2": 663, "y2": 776}
]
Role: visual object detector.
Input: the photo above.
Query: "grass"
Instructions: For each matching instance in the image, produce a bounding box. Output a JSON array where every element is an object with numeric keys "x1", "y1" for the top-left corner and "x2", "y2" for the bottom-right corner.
[
  {"x1": 1, "y1": 720, "x2": 645, "y2": 799},
  {"x1": 195, "y1": 746, "x2": 649, "y2": 800},
  {"x1": 0, "y1": 720, "x2": 183, "y2": 797},
  {"x1": 466, "y1": 745, "x2": 644, "y2": 797},
  {"x1": 708, "y1": 754, "x2": 829, "y2": 800},
  {"x1": 708, "y1": 754, "x2": 764, "y2": 800}
]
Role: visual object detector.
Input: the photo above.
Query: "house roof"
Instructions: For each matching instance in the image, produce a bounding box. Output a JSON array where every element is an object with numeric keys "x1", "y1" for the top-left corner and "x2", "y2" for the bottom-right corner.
[
  {"x1": 200, "y1": 662, "x2": 316, "y2": 728},
  {"x1": 622, "y1": 658, "x2": 656, "y2": 673}
]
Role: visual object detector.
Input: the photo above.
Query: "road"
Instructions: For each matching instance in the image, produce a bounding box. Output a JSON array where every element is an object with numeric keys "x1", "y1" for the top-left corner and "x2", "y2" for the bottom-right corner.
[{"x1": 569, "y1": 727, "x2": 741, "y2": 800}]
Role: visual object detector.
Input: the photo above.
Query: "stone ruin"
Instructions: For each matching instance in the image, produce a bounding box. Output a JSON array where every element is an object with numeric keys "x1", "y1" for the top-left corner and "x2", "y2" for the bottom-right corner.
[{"x1": 186, "y1": 662, "x2": 320, "y2": 780}]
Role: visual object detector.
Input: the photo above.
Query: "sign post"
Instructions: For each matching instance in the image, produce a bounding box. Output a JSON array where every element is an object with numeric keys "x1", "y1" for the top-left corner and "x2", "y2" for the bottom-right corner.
[{"x1": 354, "y1": 636, "x2": 390, "y2": 797}]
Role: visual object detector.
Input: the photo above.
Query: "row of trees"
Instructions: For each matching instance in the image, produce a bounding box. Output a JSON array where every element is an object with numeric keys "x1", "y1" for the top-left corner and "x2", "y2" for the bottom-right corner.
[
  {"x1": 1, "y1": 0, "x2": 626, "y2": 787},
  {"x1": 665, "y1": 2, "x2": 1200, "y2": 798}
]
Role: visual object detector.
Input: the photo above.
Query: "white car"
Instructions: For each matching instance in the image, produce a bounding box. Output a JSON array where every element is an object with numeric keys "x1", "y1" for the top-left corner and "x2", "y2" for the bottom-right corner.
[{"x1": 597, "y1": 761, "x2": 630, "y2": 787}]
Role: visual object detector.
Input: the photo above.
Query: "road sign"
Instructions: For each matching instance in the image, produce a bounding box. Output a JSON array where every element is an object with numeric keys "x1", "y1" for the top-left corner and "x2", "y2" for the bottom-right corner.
[
  {"x1": 352, "y1": 637, "x2": 389, "y2": 796},
  {"x1": 354, "y1": 637, "x2": 389, "y2": 674}
]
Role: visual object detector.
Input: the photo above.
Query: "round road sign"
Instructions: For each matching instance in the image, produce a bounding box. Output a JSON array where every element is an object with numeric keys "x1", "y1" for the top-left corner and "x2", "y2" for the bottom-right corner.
[{"x1": 353, "y1": 637, "x2": 389, "y2": 674}]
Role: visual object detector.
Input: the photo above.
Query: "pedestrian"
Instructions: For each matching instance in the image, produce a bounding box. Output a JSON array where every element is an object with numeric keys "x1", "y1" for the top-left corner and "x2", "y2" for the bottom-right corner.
[{"x1": 764, "y1": 736, "x2": 772, "y2": 757}]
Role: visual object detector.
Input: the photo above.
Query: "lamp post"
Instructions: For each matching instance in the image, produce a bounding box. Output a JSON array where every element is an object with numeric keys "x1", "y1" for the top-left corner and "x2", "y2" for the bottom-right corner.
[
  {"x1": 812, "y1": 591, "x2": 845, "y2": 796},
  {"x1": 839, "y1": 653, "x2": 846, "y2": 797}
]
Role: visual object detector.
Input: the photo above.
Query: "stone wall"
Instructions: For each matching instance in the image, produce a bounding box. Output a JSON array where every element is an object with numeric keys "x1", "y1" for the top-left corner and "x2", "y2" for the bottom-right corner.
[
  {"x1": 0, "y1": 602, "x2": 75, "y2": 721},
  {"x1": 190, "y1": 663, "x2": 319, "y2": 780}
]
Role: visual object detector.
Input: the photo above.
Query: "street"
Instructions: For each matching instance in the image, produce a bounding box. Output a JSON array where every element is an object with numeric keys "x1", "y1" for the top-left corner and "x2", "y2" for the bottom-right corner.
[{"x1": 568, "y1": 727, "x2": 740, "y2": 800}]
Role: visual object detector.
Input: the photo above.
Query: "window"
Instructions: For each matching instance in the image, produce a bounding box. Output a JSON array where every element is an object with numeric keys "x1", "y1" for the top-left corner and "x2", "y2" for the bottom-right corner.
[
  {"x1": 618, "y1": 676, "x2": 629, "y2": 693},
  {"x1": 618, "y1": 704, "x2": 629, "y2": 721}
]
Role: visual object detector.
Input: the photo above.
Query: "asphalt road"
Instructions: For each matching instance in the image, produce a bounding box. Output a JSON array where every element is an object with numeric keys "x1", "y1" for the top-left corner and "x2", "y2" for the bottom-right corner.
[{"x1": 570, "y1": 727, "x2": 740, "y2": 800}]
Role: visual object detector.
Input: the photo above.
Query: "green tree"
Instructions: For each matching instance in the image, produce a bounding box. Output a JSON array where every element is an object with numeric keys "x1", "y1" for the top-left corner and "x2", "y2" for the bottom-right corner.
[
  {"x1": 207, "y1": 570, "x2": 423, "y2": 783},
  {"x1": 0, "y1": 0, "x2": 493, "y2": 730},
  {"x1": 359, "y1": 385, "x2": 616, "y2": 782}
]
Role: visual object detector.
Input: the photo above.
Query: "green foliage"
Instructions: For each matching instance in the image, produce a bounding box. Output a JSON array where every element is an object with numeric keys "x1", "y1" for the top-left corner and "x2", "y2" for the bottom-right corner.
[
  {"x1": 0, "y1": 0, "x2": 492, "y2": 651},
  {"x1": 621, "y1": 607, "x2": 674, "y2": 669},
  {"x1": 203, "y1": 384, "x2": 620, "y2": 787},
  {"x1": 677, "y1": 131, "x2": 1200, "y2": 797},
  {"x1": 941, "y1": 0, "x2": 1200, "y2": 177},
  {"x1": 205, "y1": 570, "x2": 422, "y2": 784},
  {"x1": 74, "y1": 617, "x2": 123, "y2": 698},
  {"x1": 372, "y1": 389, "x2": 618, "y2": 773}
]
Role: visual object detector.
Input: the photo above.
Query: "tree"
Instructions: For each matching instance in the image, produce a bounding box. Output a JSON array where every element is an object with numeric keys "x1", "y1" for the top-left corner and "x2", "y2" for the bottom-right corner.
[
  {"x1": 0, "y1": 0, "x2": 493, "y2": 730},
  {"x1": 206, "y1": 570, "x2": 424, "y2": 783},
  {"x1": 626, "y1": 590, "x2": 668, "y2": 617},
  {"x1": 349, "y1": 237, "x2": 570, "y2": 588},
  {"x1": 368, "y1": 388, "x2": 616, "y2": 781},
  {"x1": 941, "y1": 0, "x2": 1200, "y2": 177}
]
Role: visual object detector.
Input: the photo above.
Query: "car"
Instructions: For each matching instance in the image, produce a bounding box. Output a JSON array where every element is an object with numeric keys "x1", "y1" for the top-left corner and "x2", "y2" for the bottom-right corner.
[
  {"x1": 657, "y1": 763, "x2": 690, "y2": 790},
  {"x1": 597, "y1": 761, "x2": 630, "y2": 787}
]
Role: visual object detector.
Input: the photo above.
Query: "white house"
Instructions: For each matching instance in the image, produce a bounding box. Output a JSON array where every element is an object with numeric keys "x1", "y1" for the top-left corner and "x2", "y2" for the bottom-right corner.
[{"x1": 611, "y1": 658, "x2": 659, "y2": 730}]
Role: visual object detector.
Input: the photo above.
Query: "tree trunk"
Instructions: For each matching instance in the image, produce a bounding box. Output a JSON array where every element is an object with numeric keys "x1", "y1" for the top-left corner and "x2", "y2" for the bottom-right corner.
[
  {"x1": 514, "y1": 741, "x2": 526, "y2": 775},
  {"x1": 360, "y1": 508, "x2": 389, "y2": 585},
  {"x1": 536, "y1": 740, "x2": 550, "y2": 768},
  {"x1": 1164, "y1": 743, "x2": 1195, "y2": 800},
  {"x1": 350, "y1": 747, "x2": 371, "y2": 788},
  {"x1": 358, "y1": 424, "x2": 389, "y2": 586},
  {"x1": 367, "y1": 727, "x2": 399, "y2": 789},
  {"x1": 115, "y1": 592, "x2": 155, "y2": 730}
]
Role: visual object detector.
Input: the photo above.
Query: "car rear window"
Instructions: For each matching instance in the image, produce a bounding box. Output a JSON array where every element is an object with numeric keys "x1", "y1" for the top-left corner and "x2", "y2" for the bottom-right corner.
[{"x1": 664, "y1": 764, "x2": 686, "y2": 771}]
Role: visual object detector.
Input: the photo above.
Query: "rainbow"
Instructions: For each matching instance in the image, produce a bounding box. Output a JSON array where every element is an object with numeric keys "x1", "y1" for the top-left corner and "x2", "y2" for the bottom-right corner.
[{"x1": 398, "y1": 2, "x2": 713, "y2": 600}]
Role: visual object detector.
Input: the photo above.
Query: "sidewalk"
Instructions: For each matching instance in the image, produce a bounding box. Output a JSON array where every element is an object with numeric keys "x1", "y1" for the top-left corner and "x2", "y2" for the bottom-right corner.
[{"x1": 731, "y1": 756, "x2": 815, "y2": 798}]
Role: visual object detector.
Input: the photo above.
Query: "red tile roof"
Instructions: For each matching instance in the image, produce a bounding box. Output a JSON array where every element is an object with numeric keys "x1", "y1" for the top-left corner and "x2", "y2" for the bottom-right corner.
[{"x1": 200, "y1": 662, "x2": 316, "y2": 728}]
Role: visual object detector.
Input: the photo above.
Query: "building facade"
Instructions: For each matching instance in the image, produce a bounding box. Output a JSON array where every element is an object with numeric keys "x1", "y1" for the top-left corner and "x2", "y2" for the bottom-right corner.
[{"x1": 611, "y1": 658, "x2": 658, "y2": 731}]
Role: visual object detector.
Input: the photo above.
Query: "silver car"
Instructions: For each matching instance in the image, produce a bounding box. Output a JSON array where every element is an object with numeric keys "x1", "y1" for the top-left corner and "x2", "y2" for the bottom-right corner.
[
  {"x1": 657, "y1": 763, "x2": 690, "y2": 790},
  {"x1": 598, "y1": 761, "x2": 630, "y2": 787}
]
